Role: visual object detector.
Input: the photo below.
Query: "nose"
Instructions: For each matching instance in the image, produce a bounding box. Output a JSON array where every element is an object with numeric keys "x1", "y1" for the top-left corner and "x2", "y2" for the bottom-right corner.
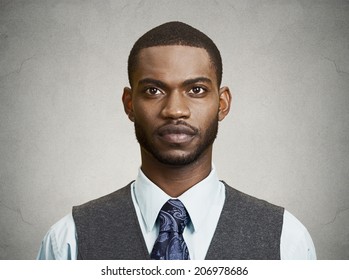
[{"x1": 160, "y1": 92, "x2": 190, "y2": 120}]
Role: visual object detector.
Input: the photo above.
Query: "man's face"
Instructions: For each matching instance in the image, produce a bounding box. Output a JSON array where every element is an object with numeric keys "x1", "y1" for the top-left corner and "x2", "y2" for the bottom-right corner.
[{"x1": 123, "y1": 45, "x2": 230, "y2": 166}]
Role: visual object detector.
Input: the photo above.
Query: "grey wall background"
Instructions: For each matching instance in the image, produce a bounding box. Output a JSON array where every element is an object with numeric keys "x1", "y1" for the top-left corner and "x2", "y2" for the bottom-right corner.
[{"x1": 0, "y1": 0, "x2": 348, "y2": 260}]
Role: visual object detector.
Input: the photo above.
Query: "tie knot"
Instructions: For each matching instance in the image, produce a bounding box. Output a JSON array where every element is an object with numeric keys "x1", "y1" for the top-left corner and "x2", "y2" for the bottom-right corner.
[{"x1": 158, "y1": 199, "x2": 190, "y2": 234}]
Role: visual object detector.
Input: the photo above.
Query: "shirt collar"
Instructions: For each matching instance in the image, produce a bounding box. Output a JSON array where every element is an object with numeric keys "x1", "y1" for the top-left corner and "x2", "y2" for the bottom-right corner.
[{"x1": 134, "y1": 165, "x2": 221, "y2": 233}]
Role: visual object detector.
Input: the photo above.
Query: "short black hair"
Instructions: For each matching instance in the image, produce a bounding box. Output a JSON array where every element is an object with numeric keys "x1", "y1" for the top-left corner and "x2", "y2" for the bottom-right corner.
[{"x1": 127, "y1": 21, "x2": 222, "y2": 87}]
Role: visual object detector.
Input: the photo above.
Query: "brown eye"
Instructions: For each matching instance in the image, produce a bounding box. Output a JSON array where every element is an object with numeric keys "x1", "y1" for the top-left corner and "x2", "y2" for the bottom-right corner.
[
  {"x1": 189, "y1": 87, "x2": 206, "y2": 95},
  {"x1": 145, "y1": 87, "x2": 161, "y2": 95}
]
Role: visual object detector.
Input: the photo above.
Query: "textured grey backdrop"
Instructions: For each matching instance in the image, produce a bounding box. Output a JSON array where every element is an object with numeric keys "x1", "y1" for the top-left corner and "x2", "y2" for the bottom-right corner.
[{"x1": 0, "y1": 0, "x2": 348, "y2": 259}]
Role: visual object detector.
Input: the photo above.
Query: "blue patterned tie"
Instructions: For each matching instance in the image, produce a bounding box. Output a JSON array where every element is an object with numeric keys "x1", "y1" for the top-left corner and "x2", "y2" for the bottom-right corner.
[{"x1": 150, "y1": 199, "x2": 190, "y2": 260}]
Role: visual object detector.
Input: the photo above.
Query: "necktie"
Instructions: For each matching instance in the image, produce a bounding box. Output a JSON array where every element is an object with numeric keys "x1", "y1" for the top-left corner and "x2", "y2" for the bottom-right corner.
[{"x1": 150, "y1": 199, "x2": 190, "y2": 260}]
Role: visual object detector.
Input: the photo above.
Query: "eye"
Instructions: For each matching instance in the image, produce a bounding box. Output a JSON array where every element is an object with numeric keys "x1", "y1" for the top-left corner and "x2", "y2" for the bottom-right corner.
[
  {"x1": 189, "y1": 86, "x2": 206, "y2": 95},
  {"x1": 145, "y1": 87, "x2": 162, "y2": 96}
]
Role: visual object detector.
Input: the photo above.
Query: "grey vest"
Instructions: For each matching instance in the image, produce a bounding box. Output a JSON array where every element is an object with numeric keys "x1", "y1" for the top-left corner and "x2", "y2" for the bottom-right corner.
[{"x1": 72, "y1": 181, "x2": 284, "y2": 260}]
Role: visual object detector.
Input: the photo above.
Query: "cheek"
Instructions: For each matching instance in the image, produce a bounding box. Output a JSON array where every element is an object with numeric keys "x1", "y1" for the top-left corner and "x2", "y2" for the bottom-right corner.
[
  {"x1": 133, "y1": 104, "x2": 158, "y2": 128},
  {"x1": 192, "y1": 101, "x2": 219, "y2": 122},
  {"x1": 133, "y1": 108, "x2": 146, "y2": 119}
]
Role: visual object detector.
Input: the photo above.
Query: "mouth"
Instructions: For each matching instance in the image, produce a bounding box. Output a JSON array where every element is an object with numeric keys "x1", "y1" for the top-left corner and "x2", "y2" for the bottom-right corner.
[{"x1": 157, "y1": 123, "x2": 198, "y2": 145}]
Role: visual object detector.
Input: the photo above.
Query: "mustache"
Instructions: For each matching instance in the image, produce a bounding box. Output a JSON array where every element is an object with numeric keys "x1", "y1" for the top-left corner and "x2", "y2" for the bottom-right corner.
[{"x1": 157, "y1": 120, "x2": 199, "y2": 136}]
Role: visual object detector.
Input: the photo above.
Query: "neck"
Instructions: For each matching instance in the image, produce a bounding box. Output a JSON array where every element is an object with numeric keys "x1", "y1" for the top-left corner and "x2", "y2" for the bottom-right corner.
[{"x1": 140, "y1": 148, "x2": 212, "y2": 197}]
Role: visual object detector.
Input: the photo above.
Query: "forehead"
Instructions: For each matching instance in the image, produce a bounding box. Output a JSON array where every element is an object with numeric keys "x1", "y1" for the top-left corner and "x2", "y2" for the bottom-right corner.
[{"x1": 133, "y1": 45, "x2": 217, "y2": 86}]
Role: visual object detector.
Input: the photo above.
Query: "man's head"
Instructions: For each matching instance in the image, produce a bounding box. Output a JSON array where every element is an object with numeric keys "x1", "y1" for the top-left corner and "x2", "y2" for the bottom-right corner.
[
  {"x1": 127, "y1": 21, "x2": 223, "y2": 88},
  {"x1": 123, "y1": 22, "x2": 231, "y2": 168}
]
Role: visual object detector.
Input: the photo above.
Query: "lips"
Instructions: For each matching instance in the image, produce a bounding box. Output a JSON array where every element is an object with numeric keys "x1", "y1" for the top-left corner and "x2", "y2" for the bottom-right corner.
[{"x1": 157, "y1": 123, "x2": 198, "y2": 144}]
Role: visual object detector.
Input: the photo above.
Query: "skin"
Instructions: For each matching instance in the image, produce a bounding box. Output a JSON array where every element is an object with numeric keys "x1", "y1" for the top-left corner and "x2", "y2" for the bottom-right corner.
[{"x1": 122, "y1": 45, "x2": 231, "y2": 197}]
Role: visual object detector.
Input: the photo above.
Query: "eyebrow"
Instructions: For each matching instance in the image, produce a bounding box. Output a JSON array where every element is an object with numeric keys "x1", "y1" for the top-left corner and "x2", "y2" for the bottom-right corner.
[
  {"x1": 138, "y1": 78, "x2": 167, "y2": 89},
  {"x1": 182, "y1": 77, "x2": 213, "y2": 87},
  {"x1": 137, "y1": 77, "x2": 213, "y2": 89}
]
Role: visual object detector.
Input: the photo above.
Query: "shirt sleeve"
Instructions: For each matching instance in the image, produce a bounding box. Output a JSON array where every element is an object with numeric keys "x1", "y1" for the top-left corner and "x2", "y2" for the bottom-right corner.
[
  {"x1": 280, "y1": 210, "x2": 317, "y2": 260},
  {"x1": 36, "y1": 213, "x2": 78, "y2": 260}
]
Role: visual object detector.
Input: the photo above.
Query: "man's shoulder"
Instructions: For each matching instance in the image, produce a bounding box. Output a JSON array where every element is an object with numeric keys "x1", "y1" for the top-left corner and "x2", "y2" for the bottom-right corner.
[
  {"x1": 74, "y1": 181, "x2": 134, "y2": 209},
  {"x1": 37, "y1": 213, "x2": 77, "y2": 259},
  {"x1": 72, "y1": 181, "x2": 135, "y2": 218},
  {"x1": 221, "y1": 181, "x2": 285, "y2": 214}
]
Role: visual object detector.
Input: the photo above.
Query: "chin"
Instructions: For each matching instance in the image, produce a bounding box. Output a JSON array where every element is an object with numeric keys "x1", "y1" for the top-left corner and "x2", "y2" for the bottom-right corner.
[{"x1": 152, "y1": 150, "x2": 203, "y2": 166}]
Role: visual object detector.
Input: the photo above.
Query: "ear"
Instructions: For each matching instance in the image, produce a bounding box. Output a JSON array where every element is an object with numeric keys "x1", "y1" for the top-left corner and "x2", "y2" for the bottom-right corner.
[
  {"x1": 218, "y1": 86, "x2": 232, "y2": 121},
  {"x1": 122, "y1": 87, "x2": 135, "y2": 122}
]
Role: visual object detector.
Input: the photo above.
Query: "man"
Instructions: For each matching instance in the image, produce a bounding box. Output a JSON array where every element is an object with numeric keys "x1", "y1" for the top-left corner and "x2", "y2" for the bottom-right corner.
[{"x1": 37, "y1": 21, "x2": 316, "y2": 260}]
